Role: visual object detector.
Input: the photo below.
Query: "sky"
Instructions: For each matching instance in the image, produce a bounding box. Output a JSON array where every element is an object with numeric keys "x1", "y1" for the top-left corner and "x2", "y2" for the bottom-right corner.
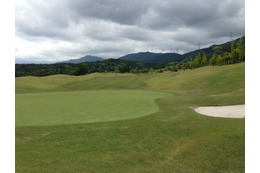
[{"x1": 15, "y1": 0, "x2": 245, "y2": 62}]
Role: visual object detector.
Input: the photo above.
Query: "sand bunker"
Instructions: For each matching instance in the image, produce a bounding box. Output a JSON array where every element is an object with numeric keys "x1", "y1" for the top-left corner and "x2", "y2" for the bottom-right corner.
[{"x1": 193, "y1": 105, "x2": 245, "y2": 118}]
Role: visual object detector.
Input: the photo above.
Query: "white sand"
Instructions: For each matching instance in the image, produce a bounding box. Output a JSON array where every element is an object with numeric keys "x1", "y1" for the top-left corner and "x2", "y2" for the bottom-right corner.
[{"x1": 193, "y1": 105, "x2": 245, "y2": 118}]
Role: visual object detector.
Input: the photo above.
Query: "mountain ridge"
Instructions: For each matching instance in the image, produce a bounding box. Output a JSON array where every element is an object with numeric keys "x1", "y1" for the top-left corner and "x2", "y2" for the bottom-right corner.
[
  {"x1": 58, "y1": 55, "x2": 104, "y2": 63},
  {"x1": 119, "y1": 52, "x2": 182, "y2": 63},
  {"x1": 119, "y1": 36, "x2": 245, "y2": 63},
  {"x1": 15, "y1": 36, "x2": 244, "y2": 64}
]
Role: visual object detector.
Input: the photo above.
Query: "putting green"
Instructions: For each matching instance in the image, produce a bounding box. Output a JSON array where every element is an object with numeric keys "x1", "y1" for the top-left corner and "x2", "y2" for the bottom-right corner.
[{"x1": 16, "y1": 90, "x2": 171, "y2": 126}]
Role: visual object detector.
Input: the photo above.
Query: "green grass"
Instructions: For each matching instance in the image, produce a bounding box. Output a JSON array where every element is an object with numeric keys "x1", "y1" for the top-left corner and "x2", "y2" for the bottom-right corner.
[
  {"x1": 16, "y1": 90, "x2": 171, "y2": 126},
  {"x1": 15, "y1": 63, "x2": 245, "y2": 172},
  {"x1": 15, "y1": 73, "x2": 152, "y2": 93}
]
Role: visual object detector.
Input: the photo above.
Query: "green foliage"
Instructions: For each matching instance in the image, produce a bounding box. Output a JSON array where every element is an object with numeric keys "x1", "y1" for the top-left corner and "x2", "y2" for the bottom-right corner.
[
  {"x1": 181, "y1": 63, "x2": 187, "y2": 71},
  {"x1": 213, "y1": 46, "x2": 221, "y2": 51},
  {"x1": 133, "y1": 67, "x2": 140, "y2": 74},
  {"x1": 181, "y1": 36, "x2": 244, "y2": 63},
  {"x1": 149, "y1": 68, "x2": 155, "y2": 73},
  {"x1": 209, "y1": 54, "x2": 217, "y2": 67},
  {"x1": 236, "y1": 38, "x2": 245, "y2": 62},
  {"x1": 189, "y1": 58, "x2": 194, "y2": 69},
  {"x1": 216, "y1": 55, "x2": 223, "y2": 65},
  {"x1": 176, "y1": 64, "x2": 181, "y2": 71},
  {"x1": 193, "y1": 53, "x2": 202, "y2": 68},
  {"x1": 114, "y1": 66, "x2": 119, "y2": 76},
  {"x1": 202, "y1": 53, "x2": 208, "y2": 66},
  {"x1": 16, "y1": 37, "x2": 245, "y2": 77},
  {"x1": 169, "y1": 65, "x2": 177, "y2": 72},
  {"x1": 230, "y1": 39, "x2": 238, "y2": 63},
  {"x1": 73, "y1": 63, "x2": 89, "y2": 76},
  {"x1": 15, "y1": 59, "x2": 165, "y2": 77},
  {"x1": 223, "y1": 52, "x2": 231, "y2": 64}
]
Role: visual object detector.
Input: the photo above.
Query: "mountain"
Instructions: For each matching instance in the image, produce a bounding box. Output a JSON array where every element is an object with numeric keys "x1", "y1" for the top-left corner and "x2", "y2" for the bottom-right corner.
[
  {"x1": 16, "y1": 36, "x2": 244, "y2": 65},
  {"x1": 180, "y1": 36, "x2": 245, "y2": 62},
  {"x1": 58, "y1": 55, "x2": 104, "y2": 63},
  {"x1": 119, "y1": 36, "x2": 245, "y2": 63},
  {"x1": 119, "y1": 52, "x2": 182, "y2": 63}
]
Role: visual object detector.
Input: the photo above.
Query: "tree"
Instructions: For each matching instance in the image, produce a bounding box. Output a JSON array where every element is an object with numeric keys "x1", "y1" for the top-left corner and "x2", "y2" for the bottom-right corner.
[
  {"x1": 149, "y1": 68, "x2": 155, "y2": 73},
  {"x1": 176, "y1": 64, "x2": 181, "y2": 71},
  {"x1": 209, "y1": 54, "x2": 217, "y2": 67},
  {"x1": 236, "y1": 37, "x2": 245, "y2": 62},
  {"x1": 194, "y1": 53, "x2": 202, "y2": 67},
  {"x1": 223, "y1": 52, "x2": 231, "y2": 64},
  {"x1": 141, "y1": 68, "x2": 149, "y2": 73},
  {"x1": 230, "y1": 39, "x2": 239, "y2": 63},
  {"x1": 181, "y1": 63, "x2": 187, "y2": 71},
  {"x1": 114, "y1": 66, "x2": 119, "y2": 76},
  {"x1": 164, "y1": 66, "x2": 169, "y2": 71},
  {"x1": 156, "y1": 68, "x2": 163, "y2": 73},
  {"x1": 213, "y1": 46, "x2": 221, "y2": 51},
  {"x1": 189, "y1": 58, "x2": 194, "y2": 69},
  {"x1": 216, "y1": 55, "x2": 223, "y2": 65},
  {"x1": 134, "y1": 67, "x2": 140, "y2": 74},
  {"x1": 198, "y1": 53, "x2": 202, "y2": 66},
  {"x1": 168, "y1": 65, "x2": 176, "y2": 72},
  {"x1": 74, "y1": 63, "x2": 89, "y2": 76},
  {"x1": 202, "y1": 53, "x2": 208, "y2": 66}
]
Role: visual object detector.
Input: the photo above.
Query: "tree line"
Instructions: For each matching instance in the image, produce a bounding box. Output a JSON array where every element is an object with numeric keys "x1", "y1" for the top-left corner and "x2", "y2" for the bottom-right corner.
[
  {"x1": 157, "y1": 38, "x2": 245, "y2": 72},
  {"x1": 15, "y1": 38, "x2": 245, "y2": 77},
  {"x1": 15, "y1": 59, "x2": 165, "y2": 77}
]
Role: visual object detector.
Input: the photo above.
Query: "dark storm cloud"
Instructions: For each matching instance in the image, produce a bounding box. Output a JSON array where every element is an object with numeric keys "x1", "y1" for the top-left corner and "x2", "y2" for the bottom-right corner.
[
  {"x1": 120, "y1": 27, "x2": 152, "y2": 41},
  {"x1": 15, "y1": 0, "x2": 245, "y2": 61},
  {"x1": 66, "y1": 0, "x2": 151, "y2": 25}
]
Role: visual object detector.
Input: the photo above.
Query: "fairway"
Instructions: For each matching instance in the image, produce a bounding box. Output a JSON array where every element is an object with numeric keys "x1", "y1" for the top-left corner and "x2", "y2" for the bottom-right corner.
[
  {"x1": 15, "y1": 63, "x2": 245, "y2": 172},
  {"x1": 16, "y1": 90, "x2": 171, "y2": 126}
]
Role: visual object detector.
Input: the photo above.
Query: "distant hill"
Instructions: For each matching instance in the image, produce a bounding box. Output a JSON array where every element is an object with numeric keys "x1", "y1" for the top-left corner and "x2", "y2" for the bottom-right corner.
[
  {"x1": 119, "y1": 52, "x2": 182, "y2": 63},
  {"x1": 58, "y1": 55, "x2": 104, "y2": 63},
  {"x1": 119, "y1": 36, "x2": 245, "y2": 63},
  {"x1": 180, "y1": 36, "x2": 245, "y2": 62},
  {"x1": 16, "y1": 36, "x2": 245, "y2": 65}
]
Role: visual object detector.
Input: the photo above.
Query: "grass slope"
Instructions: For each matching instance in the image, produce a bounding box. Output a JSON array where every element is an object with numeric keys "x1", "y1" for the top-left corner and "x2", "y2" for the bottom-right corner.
[
  {"x1": 15, "y1": 73, "x2": 152, "y2": 93},
  {"x1": 15, "y1": 63, "x2": 245, "y2": 172}
]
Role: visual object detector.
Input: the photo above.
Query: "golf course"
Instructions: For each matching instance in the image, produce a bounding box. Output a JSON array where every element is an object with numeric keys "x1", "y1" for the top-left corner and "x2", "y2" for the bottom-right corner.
[{"x1": 15, "y1": 63, "x2": 245, "y2": 172}]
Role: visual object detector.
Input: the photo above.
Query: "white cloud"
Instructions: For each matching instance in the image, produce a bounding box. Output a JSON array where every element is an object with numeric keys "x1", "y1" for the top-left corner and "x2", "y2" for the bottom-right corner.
[{"x1": 15, "y1": 0, "x2": 245, "y2": 62}]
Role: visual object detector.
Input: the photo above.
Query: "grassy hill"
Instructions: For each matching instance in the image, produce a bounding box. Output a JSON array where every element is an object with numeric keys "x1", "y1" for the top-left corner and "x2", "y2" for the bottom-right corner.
[{"x1": 15, "y1": 63, "x2": 245, "y2": 172}]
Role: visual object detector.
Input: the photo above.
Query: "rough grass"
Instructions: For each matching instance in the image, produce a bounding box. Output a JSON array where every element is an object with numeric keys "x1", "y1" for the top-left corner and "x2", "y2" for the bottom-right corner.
[{"x1": 15, "y1": 63, "x2": 245, "y2": 173}]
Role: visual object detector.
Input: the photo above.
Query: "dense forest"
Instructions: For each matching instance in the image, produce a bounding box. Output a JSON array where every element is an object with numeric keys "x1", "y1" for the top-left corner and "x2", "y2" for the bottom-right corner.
[
  {"x1": 15, "y1": 38, "x2": 245, "y2": 77},
  {"x1": 15, "y1": 59, "x2": 165, "y2": 77}
]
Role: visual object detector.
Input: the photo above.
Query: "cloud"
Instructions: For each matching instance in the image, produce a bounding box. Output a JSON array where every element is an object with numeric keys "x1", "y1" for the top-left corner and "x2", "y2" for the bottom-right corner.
[{"x1": 15, "y1": 0, "x2": 245, "y2": 61}]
